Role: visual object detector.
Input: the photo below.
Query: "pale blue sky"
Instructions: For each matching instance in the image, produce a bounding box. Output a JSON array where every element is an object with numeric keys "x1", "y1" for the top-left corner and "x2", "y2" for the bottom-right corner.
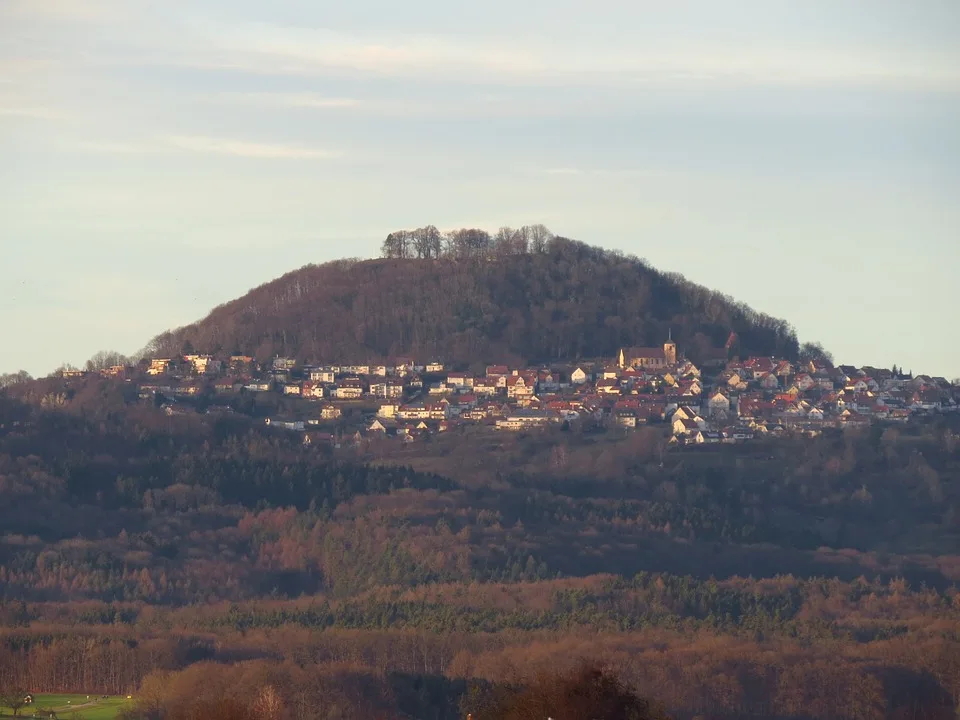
[{"x1": 2, "y1": 0, "x2": 958, "y2": 377}]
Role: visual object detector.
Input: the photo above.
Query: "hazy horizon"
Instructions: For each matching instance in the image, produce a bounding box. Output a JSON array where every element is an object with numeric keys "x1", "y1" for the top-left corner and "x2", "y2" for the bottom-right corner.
[{"x1": 3, "y1": 0, "x2": 958, "y2": 378}]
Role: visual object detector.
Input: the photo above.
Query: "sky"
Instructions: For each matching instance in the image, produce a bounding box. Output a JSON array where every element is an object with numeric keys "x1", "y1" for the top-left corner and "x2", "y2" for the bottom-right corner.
[{"x1": 2, "y1": 0, "x2": 959, "y2": 378}]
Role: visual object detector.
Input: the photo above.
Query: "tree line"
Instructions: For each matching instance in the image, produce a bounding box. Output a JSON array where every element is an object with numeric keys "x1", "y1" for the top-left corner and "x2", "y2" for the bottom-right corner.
[{"x1": 380, "y1": 224, "x2": 555, "y2": 260}]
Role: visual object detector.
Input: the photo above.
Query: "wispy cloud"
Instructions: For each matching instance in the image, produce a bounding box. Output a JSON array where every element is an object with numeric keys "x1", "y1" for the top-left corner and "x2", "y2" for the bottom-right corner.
[
  {"x1": 167, "y1": 134, "x2": 336, "y2": 159},
  {"x1": 221, "y1": 92, "x2": 358, "y2": 109},
  {"x1": 199, "y1": 23, "x2": 960, "y2": 91},
  {"x1": 0, "y1": 106, "x2": 62, "y2": 120},
  {"x1": 74, "y1": 140, "x2": 156, "y2": 154},
  {"x1": 540, "y1": 168, "x2": 584, "y2": 176},
  {"x1": 1, "y1": 0, "x2": 127, "y2": 23}
]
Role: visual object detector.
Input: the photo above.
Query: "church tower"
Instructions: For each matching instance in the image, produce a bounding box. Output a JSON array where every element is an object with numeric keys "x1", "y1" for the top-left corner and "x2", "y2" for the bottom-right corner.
[{"x1": 663, "y1": 329, "x2": 677, "y2": 366}]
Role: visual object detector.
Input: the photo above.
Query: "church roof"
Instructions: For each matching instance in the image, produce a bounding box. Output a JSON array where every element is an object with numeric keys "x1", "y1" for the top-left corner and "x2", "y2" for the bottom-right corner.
[{"x1": 622, "y1": 347, "x2": 666, "y2": 359}]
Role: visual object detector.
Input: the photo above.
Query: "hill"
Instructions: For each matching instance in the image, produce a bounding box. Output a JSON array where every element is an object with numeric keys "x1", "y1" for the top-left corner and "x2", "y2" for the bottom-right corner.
[{"x1": 145, "y1": 231, "x2": 802, "y2": 366}]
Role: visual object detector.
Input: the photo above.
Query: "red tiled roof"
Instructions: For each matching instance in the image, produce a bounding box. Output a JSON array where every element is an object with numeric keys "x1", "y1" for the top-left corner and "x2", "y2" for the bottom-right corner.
[{"x1": 623, "y1": 347, "x2": 666, "y2": 359}]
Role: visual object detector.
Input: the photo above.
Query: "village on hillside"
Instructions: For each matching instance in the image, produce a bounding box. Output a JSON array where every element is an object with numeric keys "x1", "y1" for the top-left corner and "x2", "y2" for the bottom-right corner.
[{"x1": 60, "y1": 334, "x2": 959, "y2": 447}]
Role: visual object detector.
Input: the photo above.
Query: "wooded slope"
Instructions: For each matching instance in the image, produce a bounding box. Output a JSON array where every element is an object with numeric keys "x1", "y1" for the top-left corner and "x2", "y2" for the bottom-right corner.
[{"x1": 147, "y1": 237, "x2": 799, "y2": 365}]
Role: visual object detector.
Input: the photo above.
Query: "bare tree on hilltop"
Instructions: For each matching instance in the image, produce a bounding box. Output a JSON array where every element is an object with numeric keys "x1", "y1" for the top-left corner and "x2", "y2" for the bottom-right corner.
[{"x1": 381, "y1": 224, "x2": 554, "y2": 260}]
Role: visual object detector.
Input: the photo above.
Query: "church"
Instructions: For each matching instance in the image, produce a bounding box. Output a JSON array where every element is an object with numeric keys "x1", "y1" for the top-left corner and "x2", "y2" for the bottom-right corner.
[{"x1": 618, "y1": 336, "x2": 678, "y2": 369}]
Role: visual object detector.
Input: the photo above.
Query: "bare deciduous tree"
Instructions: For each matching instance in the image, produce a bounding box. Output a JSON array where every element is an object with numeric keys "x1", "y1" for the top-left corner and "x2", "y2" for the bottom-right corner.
[
  {"x1": 0, "y1": 371, "x2": 32, "y2": 389},
  {"x1": 85, "y1": 350, "x2": 131, "y2": 372},
  {"x1": 0, "y1": 687, "x2": 30, "y2": 717}
]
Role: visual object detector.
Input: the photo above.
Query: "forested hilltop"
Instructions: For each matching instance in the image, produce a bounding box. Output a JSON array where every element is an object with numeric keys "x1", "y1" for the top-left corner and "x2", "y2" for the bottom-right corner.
[{"x1": 146, "y1": 228, "x2": 800, "y2": 366}]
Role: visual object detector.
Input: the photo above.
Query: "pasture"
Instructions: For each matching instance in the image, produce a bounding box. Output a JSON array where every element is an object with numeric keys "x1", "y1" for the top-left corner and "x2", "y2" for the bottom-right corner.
[{"x1": 1, "y1": 694, "x2": 132, "y2": 719}]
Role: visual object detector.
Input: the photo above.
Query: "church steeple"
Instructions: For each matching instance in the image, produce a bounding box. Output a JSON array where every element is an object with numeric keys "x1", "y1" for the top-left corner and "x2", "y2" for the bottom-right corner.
[{"x1": 663, "y1": 330, "x2": 677, "y2": 366}]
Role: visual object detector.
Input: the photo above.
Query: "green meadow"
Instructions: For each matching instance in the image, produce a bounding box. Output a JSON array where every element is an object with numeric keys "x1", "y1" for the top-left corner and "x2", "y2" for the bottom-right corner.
[{"x1": 1, "y1": 694, "x2": 132, "y2": 719}]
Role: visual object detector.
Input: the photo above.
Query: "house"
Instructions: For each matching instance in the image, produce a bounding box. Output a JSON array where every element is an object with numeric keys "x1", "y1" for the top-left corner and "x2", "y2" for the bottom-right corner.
[
  {"x1": 229, "y1": 356, "x2": 255, "y2": 371},
  {"x1": 600, "y1": 366, "x2": 621, "y2": 380},
  {"x1": 265, "y1": 418, "x2": 305, "y2": 431},
  {"x1": 377, "y1": 402, "x2": 400, "y2": 418},
  {"x1": 845, "y1": 378, "x2": 870, "y2": 393},
  {"x1": 370, "y1": 381, "x2": 404, "y2": 398},
  {"x1": 673, "y1": 406, "x2": 705, "y2": 426},
  {"x1": 424, "y1": 400, "x2": 449, "y2": 420},
  {"x1": 744, "y1": 357, "x2": 775, "y2": 379},
  {"x1": 100, "y1": 364, "x2": 127, "y2": 378},
  {"x1": 368, "y1": 418, "x2": 397, "y2": 433},
  {"x1": 425, "y1": 361, "x2": 445, "y2": 373},
  {"x1": 486, "y1": 364, "x2": 509, "y2": 377},
  {"x1": 334, "y1": 378, "x2": 365, "y2": 399},
  {"x1": 446, "y1": 372, "x2": 473, "y2": 387},
  {"x1": 618, "y1": 339, "x2": 678, "y2": 369},
  {"x1": 319, "y1": 404, "x2": 342, "y2": 420},
  {"x1": 537, "y1": 369, "x2": 561, "y2": 392},
  {"x1": 309, "y1": 368, "x2": 335, "y2": 383},
  {"x1": 673, "y1": 417, "x2": 701, "y2": 436},
  {"x1": 453, "y1": 393, "x2": 478, "y2": 408},
  {"x1": 775, "y1": 361, "x2": 794, "y2": 378},
  {"x1": 839, "y1": 410, "x2": 870, "y2": 427},
  {"x1": 596, "y1": 378, "x2": 622, "y2": 395},
  {"x1": 172, "y1": 383, "x2": 201, "y2": 397},
  {"x1": 393, "y1": 357, "x2": 415, "y2": 375},
  {"x1": 707, "y1": 391, "x2": 732, "y2": 416},
  {"x1": 215, "y1": 378, "x2": 240, "y2": 393},
  {"x1": 472, "y1": 378, "x2": 500, "y2": 395},
  {"x1": 302, "y1": 382, "x2": 325, "y2": 399},
  {"x1": 693, "y1": 430, "x2": 722, "y2": 444},
  {"x1": 724, "y1": 371, "x2": 748, "y2": 391},
  {"x1": 813, "y1": 373, "x2": 836, "y2": 390},
  {"x1": 506, "y1": 375, "x2": 534, "y2": 399},
  {"x1": 244, "y1": 381, "x2": 272, "y2": 392},
  {"x1": 911, "y1": 390, "x2": 943, "y2": 411},
  {"x1": 283, "y1": 383, "x2": 302, "y2": 396},
  {"x1": 615, "y1": 410, "x2": 638, "y2": 428},
  {"x1": 147, "y1": 359, "x2": 172, "y2": 376},
  {"x1": 396, "y1": 403, "x2": 431, "y2": 420},
  {"x1": 676, "y1": 361, "x2": 702, "y2": 378},
  {"x1": 495, "y1": 409, "x2": 558, "y2": 431},
  {"x1": 184, "y1": 354, "x2": 219, "y2": 374},
  {"x1": 571, "y1": 366, "x2": 590, "y2": 384},
  {"x1": 724, "y1": 427, "x2": 755, "y2": 442},
  {"x1": 273, "y1": 357, "x2": 297, "y2": 371}
]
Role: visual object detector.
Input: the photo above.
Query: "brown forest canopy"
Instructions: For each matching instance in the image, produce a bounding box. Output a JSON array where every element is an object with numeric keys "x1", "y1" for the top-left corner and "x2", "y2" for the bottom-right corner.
[{"x1": 146, "y1": 228, "x2": 800, "y2": 366}]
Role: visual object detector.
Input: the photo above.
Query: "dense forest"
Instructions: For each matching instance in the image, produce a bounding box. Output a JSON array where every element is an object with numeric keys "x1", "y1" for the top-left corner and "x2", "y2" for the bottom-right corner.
[
  {"x1": 1, "y1": 372, "x2": 959, "y2": 718},
  {"x1": 145, "y1": 229, "x2": 801, "y2": 367}
]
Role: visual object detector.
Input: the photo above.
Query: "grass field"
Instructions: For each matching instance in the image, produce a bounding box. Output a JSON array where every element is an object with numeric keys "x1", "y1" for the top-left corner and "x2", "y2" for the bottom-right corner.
[{"x1": 1, "y1": 694, "x2": 133, "y2": 719}]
